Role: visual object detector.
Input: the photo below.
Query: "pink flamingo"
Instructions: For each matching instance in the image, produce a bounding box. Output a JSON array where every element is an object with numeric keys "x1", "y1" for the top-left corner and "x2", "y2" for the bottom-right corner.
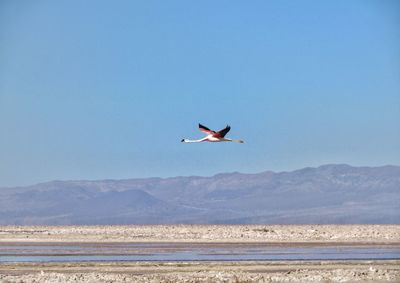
[{"x1": 181, "y1": 124, "x2": 244, "y2": 143}]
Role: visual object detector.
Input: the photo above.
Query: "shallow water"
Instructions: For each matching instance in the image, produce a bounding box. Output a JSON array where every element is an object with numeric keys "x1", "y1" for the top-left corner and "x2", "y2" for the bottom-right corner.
[{"x1": 0, "y1": 243, "x2": 399, "y2": 262}]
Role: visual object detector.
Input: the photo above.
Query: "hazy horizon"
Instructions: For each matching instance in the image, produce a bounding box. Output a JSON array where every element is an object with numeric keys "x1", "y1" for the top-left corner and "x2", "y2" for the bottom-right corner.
[
  {"x1": 1, "y1": 164, "x2": 399, "y2": 225},
  {"x1": 2, "y1": 163, "x2": 400, "y2": 188}
]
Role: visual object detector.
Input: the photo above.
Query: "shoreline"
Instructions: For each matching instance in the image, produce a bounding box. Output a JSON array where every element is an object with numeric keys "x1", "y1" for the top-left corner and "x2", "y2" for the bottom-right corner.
[
  {"x1": 1, "y1": 240, "x2": 400, "y2": 246},
  {"x1": 1, "y1": 224, "x2": 399, "y2": 243},
  {"x1": 1, "y1": 225, "x2": 400, "y2": 282}
]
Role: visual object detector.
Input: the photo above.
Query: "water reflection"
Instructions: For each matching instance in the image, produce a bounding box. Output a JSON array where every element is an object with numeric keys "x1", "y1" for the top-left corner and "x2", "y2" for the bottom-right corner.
[{"x1": 0, "y1": 243, "x2": 399, "y2": 262}]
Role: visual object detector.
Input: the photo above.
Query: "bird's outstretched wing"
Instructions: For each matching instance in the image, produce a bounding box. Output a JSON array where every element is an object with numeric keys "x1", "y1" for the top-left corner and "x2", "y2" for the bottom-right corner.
[
  {"x1": 198, "y1": 123, "x2": 215, "y2": 134},
  {"x1": 217, "y1": 125, "x2": 231, "y2": 137}
]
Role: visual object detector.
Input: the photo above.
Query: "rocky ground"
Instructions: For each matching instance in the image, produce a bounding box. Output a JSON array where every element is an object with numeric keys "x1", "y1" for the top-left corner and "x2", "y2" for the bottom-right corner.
[
  {"x1": 0, "y1": 261, "x2": 399, "y2": 282},
  {"x1": 0, "y1": 225, "x2": 399, "y2": 243}
]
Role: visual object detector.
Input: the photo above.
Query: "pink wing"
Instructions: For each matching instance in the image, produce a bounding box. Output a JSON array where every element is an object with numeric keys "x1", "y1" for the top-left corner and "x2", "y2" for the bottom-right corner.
[
  {"x1": 215, "y1": 125, "x2": 230, "y2": 138},
  {"x1": 198, "y1": 123, "x2": 215, "y2": 135}
]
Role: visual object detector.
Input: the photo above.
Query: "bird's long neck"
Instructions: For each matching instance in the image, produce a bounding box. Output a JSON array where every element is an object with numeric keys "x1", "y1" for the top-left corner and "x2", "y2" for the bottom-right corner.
[{"x1": 181, "y1": 138, "x2": 204, "y2": 143}]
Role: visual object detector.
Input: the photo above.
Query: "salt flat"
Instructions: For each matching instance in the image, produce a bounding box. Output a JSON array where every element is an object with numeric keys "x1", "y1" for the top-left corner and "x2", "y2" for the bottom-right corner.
[
  {"x1": 1, "y1": 260, "x2": 399, "y2": 282},
  {"x1": 0, "y1": 225, "x2": 399, "y2": 243},
  {"x1": 0, "y1": 225, "x2": 399, "y2": 282}
]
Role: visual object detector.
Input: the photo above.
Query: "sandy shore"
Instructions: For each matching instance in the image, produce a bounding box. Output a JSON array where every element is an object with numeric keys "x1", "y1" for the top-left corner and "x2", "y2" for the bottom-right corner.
[
  {"x1": 0, "y1": 225, "x2": 399, "y2": 282},
  {"x1": 1, "y1": 260, "x2": 399, "y2": 282},
  {"x1": 1, "y1": 225, "x2": 399, "y2": 243}
]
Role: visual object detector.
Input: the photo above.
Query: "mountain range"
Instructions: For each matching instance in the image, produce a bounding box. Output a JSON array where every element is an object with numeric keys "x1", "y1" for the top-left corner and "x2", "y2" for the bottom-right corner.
[{"x1": 0, "y1": 164, "x2": 399, "y2": 225}]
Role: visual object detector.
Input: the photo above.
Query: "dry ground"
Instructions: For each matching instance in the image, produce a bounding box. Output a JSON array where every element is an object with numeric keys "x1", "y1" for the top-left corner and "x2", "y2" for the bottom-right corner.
[
  {"x1": 0, "y1": 225, "x2": 399, "y2": 282},
  {"x1": 0, "y1": 225, "x2": 399, "y2": 243},
  {"x1": 0, "y1": 260, "x2": 399, "y2": 282}
]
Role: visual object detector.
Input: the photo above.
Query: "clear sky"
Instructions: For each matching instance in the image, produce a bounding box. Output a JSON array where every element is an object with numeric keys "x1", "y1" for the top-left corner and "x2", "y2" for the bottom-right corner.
[{"x1": 1, "y1": 0, "x2": 399, "y2": 187}]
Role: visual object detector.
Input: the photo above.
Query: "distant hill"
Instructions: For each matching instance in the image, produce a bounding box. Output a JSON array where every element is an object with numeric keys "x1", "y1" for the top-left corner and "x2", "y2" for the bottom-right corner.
[{"x1": 0, "y1": 164, "x2": 399, "y2": 225}]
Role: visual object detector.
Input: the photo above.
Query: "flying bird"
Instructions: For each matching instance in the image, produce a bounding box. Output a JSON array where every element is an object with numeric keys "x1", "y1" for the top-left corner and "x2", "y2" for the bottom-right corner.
[{"x1": 181, "y1": 124, "x2": 244, "y2": 143}]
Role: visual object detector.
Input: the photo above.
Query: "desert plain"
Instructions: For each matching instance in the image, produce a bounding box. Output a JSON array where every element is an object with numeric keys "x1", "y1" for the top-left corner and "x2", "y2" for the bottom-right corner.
[{"x1": 0, "y1": 225, "x2": 399, "y2": 282}]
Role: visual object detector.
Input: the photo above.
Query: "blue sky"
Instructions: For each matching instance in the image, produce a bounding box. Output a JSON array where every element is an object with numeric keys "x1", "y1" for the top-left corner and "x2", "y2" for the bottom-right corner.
[{"x1": 1, "y1": 0, "x2": 399, "y2": 187}]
